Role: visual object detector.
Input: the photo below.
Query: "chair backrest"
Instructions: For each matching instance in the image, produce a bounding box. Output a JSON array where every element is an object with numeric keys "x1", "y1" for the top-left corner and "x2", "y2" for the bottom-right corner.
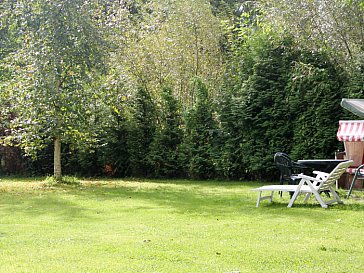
[
  {"x1": 274, "y1": 152, "x2": 294, "y2": 181},
  {"x1": 343, "y1": 142, "x2": 364, "y2": 167},
  {"x1": 318, "y1": 160, "x2": 353, "y2": 190}
]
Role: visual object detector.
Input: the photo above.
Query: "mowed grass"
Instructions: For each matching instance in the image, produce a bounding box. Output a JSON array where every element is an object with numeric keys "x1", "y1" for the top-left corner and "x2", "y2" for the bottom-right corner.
[{"x1": 0, "y1": 177, "x2": 363, "y2": 273}]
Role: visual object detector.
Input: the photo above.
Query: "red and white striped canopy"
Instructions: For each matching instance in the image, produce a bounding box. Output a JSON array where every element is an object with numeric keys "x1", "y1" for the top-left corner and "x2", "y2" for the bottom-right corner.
[{"x1": 337, "y1": 120, "x2": 364, "y2": 142}]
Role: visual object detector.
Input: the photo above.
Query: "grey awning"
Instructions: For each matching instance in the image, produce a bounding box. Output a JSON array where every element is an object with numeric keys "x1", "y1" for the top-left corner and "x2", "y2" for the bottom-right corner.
[{"x1": 341, "y1": 99, "x2": 364, "y2": 118}]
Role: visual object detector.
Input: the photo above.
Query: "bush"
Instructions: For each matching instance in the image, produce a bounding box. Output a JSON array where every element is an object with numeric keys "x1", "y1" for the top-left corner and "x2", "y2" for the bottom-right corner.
[
  {"x1": 183, "y1": 78, "x2": 219, "y2": 179},
  {"x1": 148, "y1": 87, "x2": 184, "y2": 177}
]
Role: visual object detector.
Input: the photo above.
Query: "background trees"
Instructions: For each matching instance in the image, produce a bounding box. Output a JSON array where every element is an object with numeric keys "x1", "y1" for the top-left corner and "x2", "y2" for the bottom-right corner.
[
  {"x1": 115, "y1": 0, "x2": 224, "y2": 106},
  {"x1": 0, "y1": 0, "x2": 360, "y2": 181},
  {"x1": 147, "y1": 86, "x2": 183, "y2": 178},
  {"x1": 127, "y1": 86, "x2": 157, "y2": 177},
  {"x1": 260, "y1": 0, "x2": 364, "y2": 99},
  {"x1": 261, "y1": 0, "x2": 364, "y2": 67},
  {"x1": 184, "y1": 78, "x2": 219, "y2": 179}
]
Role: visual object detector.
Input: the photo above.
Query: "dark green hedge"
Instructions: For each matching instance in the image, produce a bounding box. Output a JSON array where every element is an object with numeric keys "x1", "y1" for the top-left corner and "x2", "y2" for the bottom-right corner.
[{"x1": 1, "y1": 36, "x2": 356, "y2": 180}]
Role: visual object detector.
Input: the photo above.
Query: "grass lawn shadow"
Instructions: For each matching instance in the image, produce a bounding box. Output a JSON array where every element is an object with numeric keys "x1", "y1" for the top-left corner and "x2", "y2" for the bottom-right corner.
[
  {"x1": 1, "y1": 178, "x2": 364, "y2": 273},
  {"x1": 1, "y1": 178, "x2": 363, "y2": 221}
]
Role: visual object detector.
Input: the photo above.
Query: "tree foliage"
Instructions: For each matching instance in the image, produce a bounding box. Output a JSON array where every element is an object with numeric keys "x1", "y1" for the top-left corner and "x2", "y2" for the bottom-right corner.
[
  {"x1": 218, "y1": 9, "x2": 347, "y2": 180},
  {"x1": 148, "y1": 86, "x2": 184, "y2": 178},
  {"x1": 127, "y1": 86, "x2": 157, "y2": 177},
  {"x1": 261, "y1": 0, "x2": 364, "y2": 71},
  {"x1": 115, "y1": 0, "x2": 224, "y2": 107},
  {"x1": 2, "y1": 0, "x2": 108, "y2": 180},
  {"x1": 0, "y1": 0, "x2": 358, "y2": 181},
  {"x1": 287, "y1": 56, "x2": 345, "y2": 159},
  {"x1": 184, "y1": 78, "x2": 219, "y2": 179}
]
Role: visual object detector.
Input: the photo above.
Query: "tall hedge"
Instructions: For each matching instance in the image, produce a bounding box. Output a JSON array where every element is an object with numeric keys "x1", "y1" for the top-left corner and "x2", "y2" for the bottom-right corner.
[
  {"x1": 147, "y1": 87, "x2": 184, "y2": 178},
  {"x1": 218, "y1": 30, "x2": 347, "y2": 180},
  {"x1": 287, "y1": 55, "x2": 345, "y2": 160},
  {"x1": 127, "y1": 87, "x2": 157, "y2": 177},
  {"x1": 183, "y1": 78, "x2": 219, "y2": 179}
]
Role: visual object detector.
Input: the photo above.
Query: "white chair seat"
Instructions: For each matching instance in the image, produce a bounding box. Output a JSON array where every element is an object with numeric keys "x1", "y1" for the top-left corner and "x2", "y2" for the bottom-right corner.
[{"x1": 253, "y1": 184, "x2": 318, "y2": 193}]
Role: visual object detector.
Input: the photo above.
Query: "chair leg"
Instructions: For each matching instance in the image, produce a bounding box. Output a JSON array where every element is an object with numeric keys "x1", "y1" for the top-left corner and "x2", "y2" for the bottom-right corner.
[
  {"x1": 288, "y1": 190, "x2": 300, "y2": 208},
  {"x1": 256, "y1": 191, "x2": 274, "y2": 207},
  {"x1": 269, "y1": 191, "x2": 274, "y2": 203},
  {"x1": 347, "y1": 174, "x2": 358, "y2": 199},
  {"x1": 303, "y1": 193, "x2": 311, "y2": 203},
  {"x1": 311, "y1": 190, "x2": 328, "y2": 208},
  {"x1": 256, "y1": 192, "x2": 262, "y2": 207},
  {"x1": 330, "y1": 187, "x2": 343, "y2": 204}
]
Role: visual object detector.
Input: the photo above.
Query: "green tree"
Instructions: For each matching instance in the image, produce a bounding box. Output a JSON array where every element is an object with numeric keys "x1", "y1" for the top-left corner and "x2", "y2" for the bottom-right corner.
[
  {"x1": 261, "y1": 0, "x2": 364, "y2": 70},
  {"x1": 219, "y1": 13, "x2": 295, "y2": 179},
  {"x1": 3, "y1": 0, "x2": 107, "y2": 181},
  {"x1": 287, "y1": 55, "x2": 346, "y2": 159},
  {"x1": 239, "y1": 40, "x2": 296, "y2": 179},
  {"x1": 184, "y1": 78, "x2": 218, "y2": 179},
  {"x1": 116, "y1": 0, "x2": 224, "y2": 107},
  {"x1": 220, "y1": 11, "x2": 347, "y2": 179},
  {"x1": 127, "y1": 87, "x2": 157, "y2": 177},
  {"x1": 148, "y1": 86, "x2": 184, "y2": 177},
  {"x1": 209, "y1": 0, "x2": 240, "y2": 17}
]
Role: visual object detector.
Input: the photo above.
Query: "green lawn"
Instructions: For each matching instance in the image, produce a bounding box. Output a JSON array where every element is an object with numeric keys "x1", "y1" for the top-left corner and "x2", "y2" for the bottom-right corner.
[{"x1": 0, "y1": 177, "x2": 363, "y2": 273}]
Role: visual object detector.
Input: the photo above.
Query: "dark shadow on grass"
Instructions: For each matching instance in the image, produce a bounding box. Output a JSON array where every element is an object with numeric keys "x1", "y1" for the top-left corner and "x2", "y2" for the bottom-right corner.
[
  {"x1": 1, "y1": 179, "x2": 363, "y2": 222},
  {"x1": 0, "y1": 194, "x2": 94, "y2": 221},
  {"x1": 0, "y1": 180, "x2": 258, "y2": 220},
  {"x1": 254, "y1": 198, "x2": 364, "y2": 212},
  {"x1": 59, "y1": 181, "x2": 364, "y2": 216}
]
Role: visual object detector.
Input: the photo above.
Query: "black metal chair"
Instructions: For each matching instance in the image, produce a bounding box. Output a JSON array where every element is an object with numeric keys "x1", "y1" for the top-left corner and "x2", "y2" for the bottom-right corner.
[
  {"x1": 274, "y1": 152, "x2": 307, "y2": 197},
  {"x1": 347, "y1": 164, "x2": 364, "y2": 198}
]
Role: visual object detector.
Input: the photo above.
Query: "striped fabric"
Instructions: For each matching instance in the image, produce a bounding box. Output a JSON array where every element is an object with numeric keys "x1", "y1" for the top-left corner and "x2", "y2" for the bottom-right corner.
[
  {"x1": 337, "y1": 120, "x2": 364, "y2": 142},
  {"x1": 346, "y1": 167, "x2": 364, "y2": 174}
]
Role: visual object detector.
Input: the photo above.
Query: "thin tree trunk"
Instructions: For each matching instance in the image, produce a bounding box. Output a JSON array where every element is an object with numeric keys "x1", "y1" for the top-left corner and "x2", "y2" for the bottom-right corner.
[{"x1": 54, "y1": 136, "x2": 62, "y2": 181}]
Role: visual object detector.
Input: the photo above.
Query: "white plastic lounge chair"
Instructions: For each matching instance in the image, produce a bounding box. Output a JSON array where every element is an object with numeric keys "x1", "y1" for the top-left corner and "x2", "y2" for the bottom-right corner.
[{"x1": 253, "y1": 160, "x2": 353, "y2": 208}]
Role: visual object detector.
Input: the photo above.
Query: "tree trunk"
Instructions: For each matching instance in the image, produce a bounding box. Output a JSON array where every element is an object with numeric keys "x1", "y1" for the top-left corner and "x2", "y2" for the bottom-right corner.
[{"x1": 54, "y1": 136, "x2": 62, "y2": 182}]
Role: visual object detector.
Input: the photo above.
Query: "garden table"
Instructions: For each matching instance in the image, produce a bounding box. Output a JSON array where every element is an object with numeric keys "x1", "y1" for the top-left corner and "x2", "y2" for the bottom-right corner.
[
  {"x1": 297, "y1": 159, "x2": 348, "y2": 173},
  {"x1": 297, "y1": 159, "x2": 349, "y2": 190}
]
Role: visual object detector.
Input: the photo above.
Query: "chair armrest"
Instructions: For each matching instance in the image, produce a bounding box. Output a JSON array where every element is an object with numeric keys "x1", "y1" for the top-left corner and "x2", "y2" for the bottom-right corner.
[
  {"x1": 297, "y1": 173, "x2": 321, "y2": 182},
  {"x1": 313, "y1": 171, "x2": 329, "y2": 180},
  {"x1": 313, "y1": 170, "x2": 329, "y2": 176},
  {"x1": 297, "y1": 173, "x2": 323, "y2": 187}
]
